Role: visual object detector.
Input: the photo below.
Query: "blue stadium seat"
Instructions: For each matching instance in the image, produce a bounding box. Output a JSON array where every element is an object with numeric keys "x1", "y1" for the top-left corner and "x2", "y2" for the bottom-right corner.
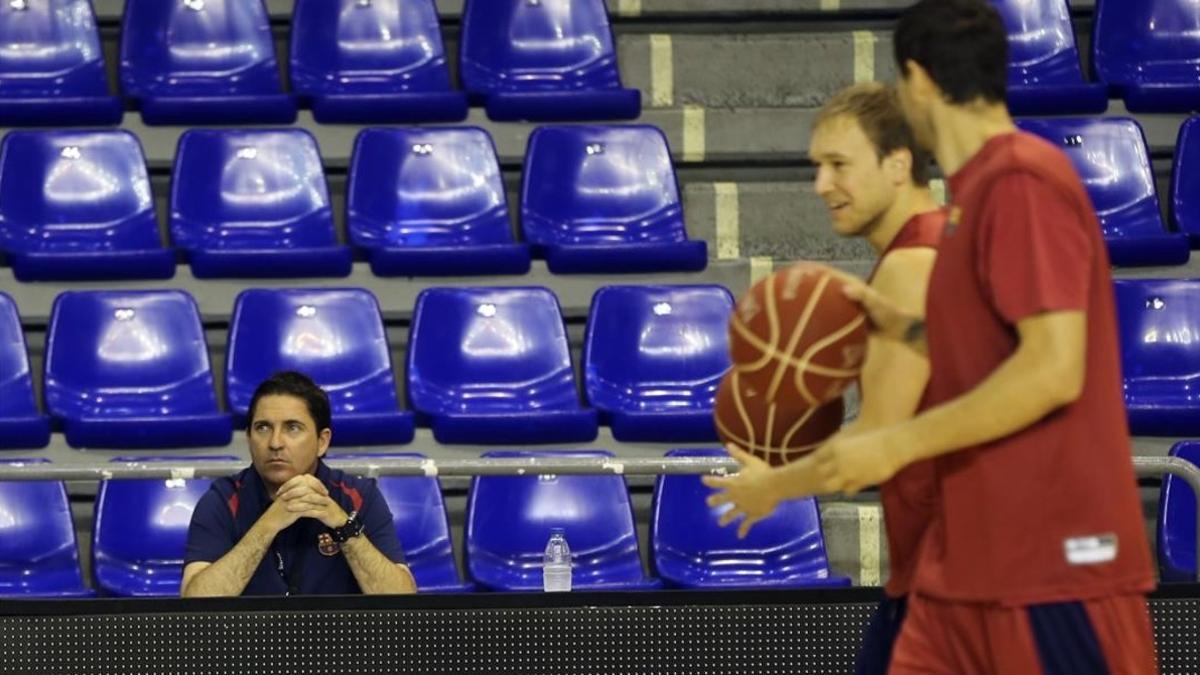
[
  {"x1": 1093, "y1": 0, "x2": 1200, "y2": 113},
  {"x1": 466, "y1": 450, "x2": 660, "y2": 591},
  {"x1": 93, "y1": 456, "x2": 236, "y2": 596},
  {"x1": 584, "y1": 286, "x2": 732, "y2": 442},
  {"x1": 0, "y1": 0, "x2": 123, "y2": 126},
  {"x1": 0, "y1": 293, "x2": 50, "y2": 449},
  {"x1": 1159, "y1": 441, "x2": 1200, "y2": 582},
  {"x1": 0, "y1": 130, "x2": 175, "y2": 282},
  {"x1": 0, "y1": 459, "x2": 93, "y2": 597},
  {"x1": 990, "y1": 0, "x2": 1107, "y2": 115},
  {"x1": 521, "y1": 125, "x2": 707, "y2": 274},
  {"x1": 652, "y1": 448, "x2": 849, "y2": 589},
  {"x1": 331, "y1": 453, "x2": 473, "y2": 592},
  {"x1": 120, "y1": 0, "x2": 297, "y2": 125},
  {"x1": 226, "y1": 288, "x2": 414, "y2": 446},
  {"x1": 290, "y1": 0, "x2": 468, "y2": 124},
  {"x1": 44, "y1": 290, "x2": 233, "y2": 449},
  {"x1": 459, "y1": 0, "x2": 640, "y2": 121},
  {"x1": 1171, "y1": 117, "x2": 1200, "y2": 247},
  {"x1": 1017, "y1": 118, "x2": 1190, "y2": 267},
  {"x1": 1114, "y1": 279, "x2": 1200, "y2": 437},
  {"x1": 407, "y1": 287, "x2": 598, "y2": 445},
  {"x1": 347, "y1": 128, "x2": 530, "y2": 276},
  {"x1": 170, "y1": 129, "x2": 352, "y2": 279}
]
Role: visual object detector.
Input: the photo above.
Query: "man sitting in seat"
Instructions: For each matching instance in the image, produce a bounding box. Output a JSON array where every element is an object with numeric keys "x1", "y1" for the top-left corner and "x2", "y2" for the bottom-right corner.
[{"x1": 181, "y1": 371, "x2": 416, "y2": 596}]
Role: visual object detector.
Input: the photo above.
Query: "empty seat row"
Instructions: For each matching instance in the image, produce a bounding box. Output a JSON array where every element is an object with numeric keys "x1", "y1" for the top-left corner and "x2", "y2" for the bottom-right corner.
[
  {"x1": 0, "y1": 0, "x2": 638, "y2": 127},
  {"x1": 0, "y1": 125, "x2": 706, "y2": 281},
  {"x1": 1015, "y1": 117, "x2": 1193, "y2": 266},
  {"x1": 0, "y1": 449, "x2": 846, "y2": 597},
  {"x1": 0, "y1": 284, "x2": 735, "y2": 449},
  {"x1": 3, "y1": 277, "x2": 1198, "y2": 452},
  {"x1": 995, "y1": 0, "x2": 1200, "y2": 115}
]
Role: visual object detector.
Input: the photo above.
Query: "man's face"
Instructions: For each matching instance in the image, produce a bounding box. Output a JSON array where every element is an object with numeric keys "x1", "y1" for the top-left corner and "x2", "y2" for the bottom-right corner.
[
  {"x1": 248, "y1": 394, "x2": 330, "y2": 494},
  {"x1": 809, "y1": 115, "x2": 898, "y2": 237}
]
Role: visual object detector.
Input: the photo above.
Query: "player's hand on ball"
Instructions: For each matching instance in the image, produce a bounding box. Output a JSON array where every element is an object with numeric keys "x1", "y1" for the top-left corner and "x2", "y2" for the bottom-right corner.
[
  {"x1": 701, "y1": 444, "x2": 782, "y2": 539},
  {"x1": 812, "y1": 430, "x2": 903, "y2": 496},
  {"x1": 840, "y1": 276, "x2": 919, "y2": 344}
]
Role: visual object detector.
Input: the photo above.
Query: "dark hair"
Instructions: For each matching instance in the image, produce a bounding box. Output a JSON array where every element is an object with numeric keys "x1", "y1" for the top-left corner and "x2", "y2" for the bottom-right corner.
[
  {"x1": 813, "y1": 82, "x2": 933, "y2": 186},
  {"x1": 894, "y1": 0, "x2": 1008, "y2": 105},
  {"x1": 247, "y1": 371, "x2": 332, "y2": 433}
]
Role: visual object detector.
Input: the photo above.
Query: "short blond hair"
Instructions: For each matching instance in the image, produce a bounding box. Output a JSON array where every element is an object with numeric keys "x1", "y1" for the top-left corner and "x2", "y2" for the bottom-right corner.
[{"x1": 813, "y1": 83, "x2": 932, "y2": 186}]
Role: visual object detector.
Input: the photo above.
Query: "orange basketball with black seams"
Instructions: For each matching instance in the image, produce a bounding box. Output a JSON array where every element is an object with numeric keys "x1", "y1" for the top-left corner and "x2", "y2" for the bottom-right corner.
[
  {"x1": 729, "y1": 262, "x2": 868, "y2": 409},
  {"x1": 714, "y1": 370, "x2": 845, "y2": 467}
]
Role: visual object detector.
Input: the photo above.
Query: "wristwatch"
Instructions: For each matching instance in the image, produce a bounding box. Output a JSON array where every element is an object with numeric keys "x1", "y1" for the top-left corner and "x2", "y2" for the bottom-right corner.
[{"x1": 329, "y1": 510, "x2": 365, "y2": 544}]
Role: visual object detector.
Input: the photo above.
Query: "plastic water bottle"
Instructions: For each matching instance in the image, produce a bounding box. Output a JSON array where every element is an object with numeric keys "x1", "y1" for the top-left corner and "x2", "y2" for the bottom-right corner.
[{"x1": 542, "y1": 528, "x2": 572, "y2": 592}]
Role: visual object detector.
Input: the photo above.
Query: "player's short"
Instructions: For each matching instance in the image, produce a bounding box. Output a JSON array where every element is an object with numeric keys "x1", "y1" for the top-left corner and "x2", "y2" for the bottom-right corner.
[
  {"x1": 889, "y1": 592, "x2": 1156, "y2": 674},
  {"x1": 855, "y1": 595, "x2": 908, "y2": 675}
]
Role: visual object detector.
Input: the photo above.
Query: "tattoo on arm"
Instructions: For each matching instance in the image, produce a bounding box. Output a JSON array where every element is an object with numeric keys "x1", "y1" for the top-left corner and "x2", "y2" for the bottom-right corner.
[{"x1": 904, "y1": 320, "x2": 926, "y2": 344}]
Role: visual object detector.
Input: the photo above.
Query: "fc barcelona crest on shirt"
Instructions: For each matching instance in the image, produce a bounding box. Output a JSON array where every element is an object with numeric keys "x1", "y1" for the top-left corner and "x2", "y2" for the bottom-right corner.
[
  {"x1": 317, "y1": 532, "x2": 340, "y2": 556},
  {"x1": 945, "y1": 205, "x2": 962, "y2": 236}
]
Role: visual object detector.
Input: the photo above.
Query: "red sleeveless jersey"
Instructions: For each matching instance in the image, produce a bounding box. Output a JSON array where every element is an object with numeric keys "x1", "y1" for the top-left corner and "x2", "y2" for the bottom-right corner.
[
  {"x1": 868, "y1": 209, "x2": 946, "y2": 598},
  {"x1": 914, "y1": 132, "x2": 1154, "y2": 605}
]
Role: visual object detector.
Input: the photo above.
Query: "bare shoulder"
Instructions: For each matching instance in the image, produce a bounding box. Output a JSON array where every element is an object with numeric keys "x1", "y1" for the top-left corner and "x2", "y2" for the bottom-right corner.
[{"x1": 871, "y1": 248, "x2": 938, "y2": 316}]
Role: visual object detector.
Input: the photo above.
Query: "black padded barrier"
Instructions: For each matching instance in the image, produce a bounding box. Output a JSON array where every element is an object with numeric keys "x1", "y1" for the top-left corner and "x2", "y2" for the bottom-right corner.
[{"x1": 1, "y1": 586, "x2": 1196, "y2": 674}]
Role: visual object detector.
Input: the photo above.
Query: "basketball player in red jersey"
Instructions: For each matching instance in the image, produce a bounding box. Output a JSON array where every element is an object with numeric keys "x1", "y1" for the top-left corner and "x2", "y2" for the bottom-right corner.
[
  {"x1": 704, "y1": 82, "x2": 946, "y2": 674},
  {"x1": 809, "y1": 1, "x2": 1158, "y2": 671}
]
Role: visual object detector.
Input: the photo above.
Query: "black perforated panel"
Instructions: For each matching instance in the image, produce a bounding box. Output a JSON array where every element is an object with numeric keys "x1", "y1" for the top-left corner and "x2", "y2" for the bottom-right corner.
[{"x1": 0, "y1": 591, "x2": 1196, "y2": 675}]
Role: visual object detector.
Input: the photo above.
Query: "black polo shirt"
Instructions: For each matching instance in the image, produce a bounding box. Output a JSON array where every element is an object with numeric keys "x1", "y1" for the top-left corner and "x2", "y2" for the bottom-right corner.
[{"x1": 184, "y1": 460, "x2": 405, "y2": 595}]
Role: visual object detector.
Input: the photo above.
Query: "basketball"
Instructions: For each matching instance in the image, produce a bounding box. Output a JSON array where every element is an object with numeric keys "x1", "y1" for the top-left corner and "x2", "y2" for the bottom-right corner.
[
  {"x1": 728, "y1": 262, "x2": 868, "y2": 409},
  {"x1": 713, "y1": 370, "x2": 845, "y2": 466}
]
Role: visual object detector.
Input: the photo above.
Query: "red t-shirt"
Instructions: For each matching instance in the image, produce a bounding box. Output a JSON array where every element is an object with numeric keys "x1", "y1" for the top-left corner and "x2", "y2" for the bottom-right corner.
[
  {"x1": 868, "y1": 210, "x2": 946, "y2": 598},
  {"x1": 914, "y1": 131, "x2": 1154, "y2": 606}
]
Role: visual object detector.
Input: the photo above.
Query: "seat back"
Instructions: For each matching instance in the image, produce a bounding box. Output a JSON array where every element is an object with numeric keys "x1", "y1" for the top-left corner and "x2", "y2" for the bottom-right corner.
[
  {"x1": 1114, "y1": 279, "x2": 1200, "y2": 383},
  {"x1": 0, "y1": 293, "x2": 40, "y2": 420},
  {"x1": 331, "y1": 452, "x2": 462, "y2": 589},
  {"x1": 0, "y1": 131, "x2": 159, "y2": 255},
  {"x1": 170, "y1": 129, "x2": 336, "y2": 252},
  {"x1": 522, "y1": 125, "x2": 686, "y2": 247},
  {"x1": 226, "y1": 288, "x2": 401, "y2": 421},
  {"x1": 1017, "y1": 118, "x2": 1166, "y2": 239},
  {"x1": 1172, "y1": 116, "x2": 1200, "y2": 239},
  {"x1": 407, "y1": 287, "x2": 581, "y2": 415},
  {"x1": 466, "y1": 450, "x2": 645, "y2": 590},
  {"x1": 460, "y1": 0, "x2": 623, "y2": 95},
  {"x1": 290, "y1": 0, "x2": 452, "y2": 95},
  {"x1": 44, "y1": 290, "x2": 222, "y2": 420},
  {"x1": 584, "y1": 285, "x2": 733, "y2": 414},
  {"x1": 1159, "y1": 441, "x2": 1200, "y2": 581},
  {"x1": 120, "y1": 0, "x2": 282, "y2": 97},
  {"x1": 1094, "y1": 0, "x2": 1200, "y2": 86},
  {"x1": 652, "y1": 448, "x2": 838, "y2": 587},
  {"x1": 990, "y1": 0, "x2": 1087, "y2": 86},
  {"x1": 0, "y1": 458, "x2": 88, "y2": 596},
  {"x1": 93, "y1": 456, "x2": 234, "y2": 596},
  {"x1": 0, "y1": 0, "x2": 109, "y2": 97},
  {"x1": 348, "y1": 127, "x2": 512, "y2": 248}
]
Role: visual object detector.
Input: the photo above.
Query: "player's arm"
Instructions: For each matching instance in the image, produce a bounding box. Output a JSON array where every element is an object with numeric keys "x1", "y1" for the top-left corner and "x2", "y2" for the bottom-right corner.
[
  {"x1": 848, "y1": 248, "x2": 934, "y2": 432},
  {"x1": 815, "y1": 173, "x2": 1092, "y2": 495},
  {"x1": 703, "y1": 251, "x2": 936, "y2": 536},
  {"x1": 181, "y1": 501, "x2": 294, "y2": 597}
]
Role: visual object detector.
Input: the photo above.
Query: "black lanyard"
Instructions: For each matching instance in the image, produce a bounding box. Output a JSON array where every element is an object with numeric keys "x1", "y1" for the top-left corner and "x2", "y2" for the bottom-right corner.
[{"x1": 272, "y1": 528, "x2": 308, "y2": 596}]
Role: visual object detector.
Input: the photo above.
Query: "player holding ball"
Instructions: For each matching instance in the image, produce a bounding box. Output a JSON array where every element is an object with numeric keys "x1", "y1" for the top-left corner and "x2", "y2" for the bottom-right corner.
[
  {"x1": 711, "y1": 1, "x2": 1157, "y2": 672},
  {"x1": 706, "y1": 81, "x2": 945, "y2": 674}
]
